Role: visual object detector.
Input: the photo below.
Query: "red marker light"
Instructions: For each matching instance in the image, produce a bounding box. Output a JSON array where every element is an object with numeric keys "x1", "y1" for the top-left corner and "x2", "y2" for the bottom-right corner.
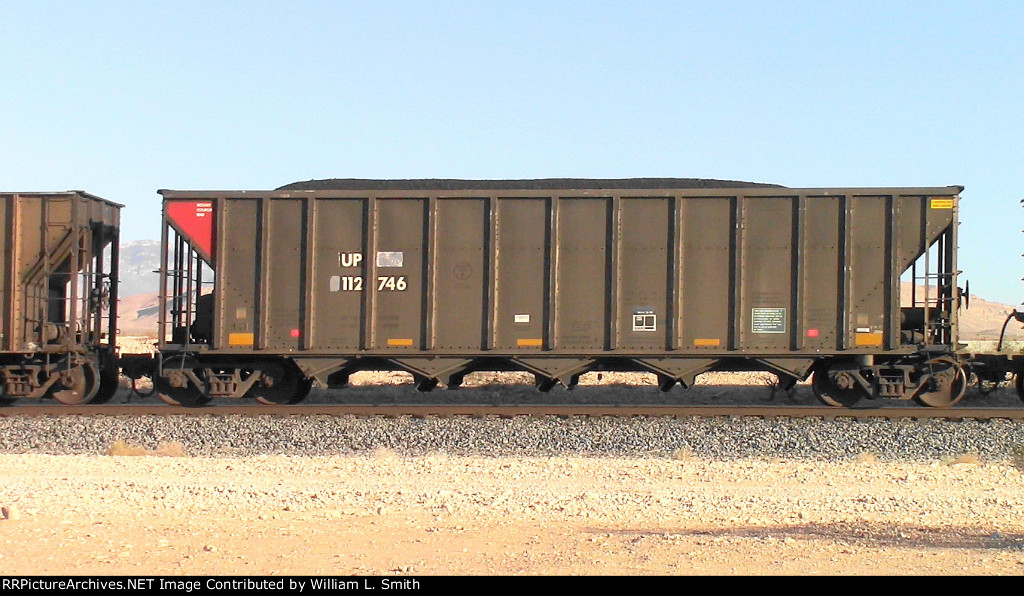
[
  {"x1": 807, "y1": 329, "x2": 819, "y2": 337},
  {"x1": 290, "y1": 329, "x2": 301, "y2": 338}
]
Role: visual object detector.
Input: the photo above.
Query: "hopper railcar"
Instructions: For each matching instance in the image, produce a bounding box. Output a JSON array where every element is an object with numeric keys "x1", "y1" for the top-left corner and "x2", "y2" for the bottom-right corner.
[
  {"x1": 151, "y1": 180, "x2": 968, "y2": 408},
  {"x1": 0, "y1": 192, "x2": 121, "y2": 404}
]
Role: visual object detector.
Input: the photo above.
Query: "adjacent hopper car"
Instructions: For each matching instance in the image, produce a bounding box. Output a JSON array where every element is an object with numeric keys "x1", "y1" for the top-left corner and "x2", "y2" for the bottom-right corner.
[
  {"x1": 2, "y1": 180, "x2": 1021, "y2": 407},
  {"x1": 0, "y1": 191, "x2": 121, "y2": 405}
]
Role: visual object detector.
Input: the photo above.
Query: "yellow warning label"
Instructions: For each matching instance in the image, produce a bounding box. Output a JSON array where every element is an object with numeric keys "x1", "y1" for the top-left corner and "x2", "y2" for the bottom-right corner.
[
  {"x1": 228, "y1": 332, "x2": 254, "y2": 346},
  {"x1": 387, "y1": 338, "x2": 414, "y2": 347},
  {"x1": 517, "y1": 338, "x2": 543, "y2": 347},
  {"x1": 855, "y1": 332, "x2": 884, "y2": 346},
  {"x1": 930, "y1": 198, "x2": 955, "y2": 209},
  {"x1": 693, "y1": 338, "x2": 721, "y2": 346}
]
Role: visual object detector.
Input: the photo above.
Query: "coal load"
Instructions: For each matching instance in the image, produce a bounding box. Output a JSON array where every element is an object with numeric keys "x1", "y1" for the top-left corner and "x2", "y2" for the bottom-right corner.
[{"x1": 277, "y1": 178, "x2": 784, "y2": 191}]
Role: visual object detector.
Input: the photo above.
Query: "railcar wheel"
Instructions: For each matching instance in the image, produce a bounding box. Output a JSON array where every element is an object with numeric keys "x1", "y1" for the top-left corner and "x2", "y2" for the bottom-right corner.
[
  {"x1": 90, "y1": 368, "x2": 121, "y2": 404},
  {"x1": 251, "y1": 362, "x2": 302, "y2": 405},
  {"x1": 50, "y1": 364, "x2": 98, "y2": 405},
  {"x1": 155, "y1": 358, "x2": 209, "y2": 407},
  {"x1": 912, "y1": 358, "x2": 967, "y2": 408},
  {"x1": 811, "y1": 366, "x2": 864, "y2": 407},
  {"x1": 1015, "y1": 373, "x2": 1024, "y2": 403}
]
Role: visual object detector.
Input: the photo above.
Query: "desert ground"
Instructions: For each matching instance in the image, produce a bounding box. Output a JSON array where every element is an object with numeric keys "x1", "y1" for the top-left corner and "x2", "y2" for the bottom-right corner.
[{"x1": 1, "y1": 440, "x2": 1023, "y2": 576}]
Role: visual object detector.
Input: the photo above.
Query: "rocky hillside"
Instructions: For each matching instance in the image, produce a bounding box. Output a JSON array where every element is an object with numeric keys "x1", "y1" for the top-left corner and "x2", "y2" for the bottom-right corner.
[
  {"x1": 117, "y1": 240, "x2": 160, "y2": 298},
  {"x1": 116, "y1": 291, "x2": 159, "y2": 336},
  {"x1": 956, "y1": 293, "x2": 1024, "y2": 340}
]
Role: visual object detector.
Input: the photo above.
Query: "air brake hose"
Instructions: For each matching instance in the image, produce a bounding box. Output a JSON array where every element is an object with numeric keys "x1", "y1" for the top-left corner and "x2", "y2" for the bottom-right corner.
[{"x1": 997, "y1": 310, "x2": 1024, "y2": 351}]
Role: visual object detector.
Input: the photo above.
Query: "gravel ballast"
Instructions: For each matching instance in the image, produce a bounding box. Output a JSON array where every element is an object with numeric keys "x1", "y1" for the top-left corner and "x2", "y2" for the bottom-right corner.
[{"x1": 1, "y1": 413, "x2": 1022, "y2": 462}]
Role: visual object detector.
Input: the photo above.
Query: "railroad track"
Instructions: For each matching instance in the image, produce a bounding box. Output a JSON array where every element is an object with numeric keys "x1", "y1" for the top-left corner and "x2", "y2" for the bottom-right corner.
[{"x1": 1, "y1": 404, "x2": 1023, "y2": 420}]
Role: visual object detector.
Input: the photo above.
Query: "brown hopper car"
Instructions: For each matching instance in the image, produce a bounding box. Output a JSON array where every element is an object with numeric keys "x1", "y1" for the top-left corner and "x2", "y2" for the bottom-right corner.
[
  {"x1": 0, "y1": 191, "x2": 121, "y2": 404},
  {"x1": 153, "y1": 180, "x2": 966, "y2": 407}
]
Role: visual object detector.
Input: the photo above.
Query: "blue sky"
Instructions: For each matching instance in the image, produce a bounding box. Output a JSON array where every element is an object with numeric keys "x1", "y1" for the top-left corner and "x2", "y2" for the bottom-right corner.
[{"x1": 2, "y1": 1, "x2": 1023, "y2": 303}]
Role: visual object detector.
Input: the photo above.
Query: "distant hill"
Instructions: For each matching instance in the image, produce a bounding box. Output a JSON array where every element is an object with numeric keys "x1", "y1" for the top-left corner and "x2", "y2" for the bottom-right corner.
[
  {"x1": 953, "y1": 294, "x2": 1024, "y2": 341},
  {"x1": 114, "y1": 240, "x2": 160, "y2": 336},
  {"x1": 117, "y1": 291, "x2": 159, "y2": 336},
  {"x1": 117, "y1": 240, "x2": 161, "y2": 297}
]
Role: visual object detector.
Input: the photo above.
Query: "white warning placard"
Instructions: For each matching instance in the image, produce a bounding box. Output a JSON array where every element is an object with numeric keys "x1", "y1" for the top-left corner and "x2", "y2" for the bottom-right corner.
[{"x1": 751, "y1": 308, "x2": 786, "y2": 333}]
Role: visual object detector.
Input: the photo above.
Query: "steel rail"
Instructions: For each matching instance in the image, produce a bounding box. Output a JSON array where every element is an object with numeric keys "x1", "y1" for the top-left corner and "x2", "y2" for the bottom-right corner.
[{"x1": 1, "y1": 404, "x2": 1022, "y2": 420}]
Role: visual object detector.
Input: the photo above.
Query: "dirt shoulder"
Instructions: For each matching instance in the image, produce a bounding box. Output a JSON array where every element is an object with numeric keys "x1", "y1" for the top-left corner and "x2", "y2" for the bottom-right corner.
[{"x1": 1, "y1": 452, "x2": 1022, "y2": 576}]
